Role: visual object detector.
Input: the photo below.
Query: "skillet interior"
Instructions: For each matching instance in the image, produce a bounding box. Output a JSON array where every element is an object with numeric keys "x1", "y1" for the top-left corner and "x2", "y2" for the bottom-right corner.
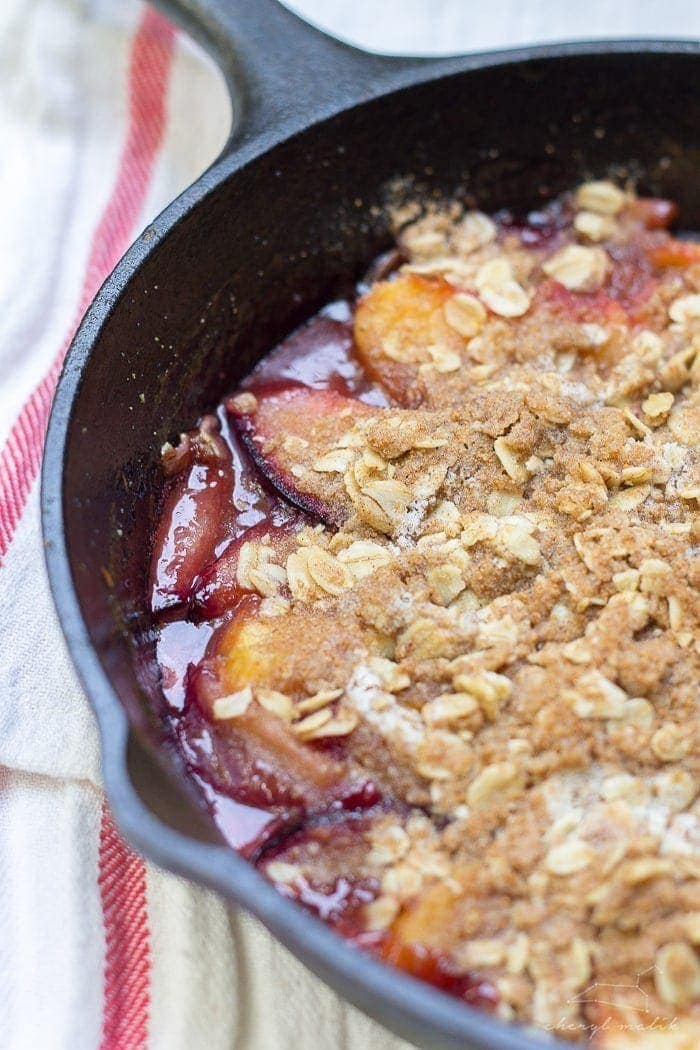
[{"x1": 45, "y1": 46, "x2": 700, "y2": 1050}]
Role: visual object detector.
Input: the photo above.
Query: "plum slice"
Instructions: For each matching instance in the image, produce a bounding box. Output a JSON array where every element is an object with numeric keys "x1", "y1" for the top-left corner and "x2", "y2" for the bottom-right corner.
[
  {"x1": 354, "y1": 273, "x2": 467, "y2": 406},
  {"x1": 150, "y1": 418, "x2": 233, "y2": 613},
  {"x1": 228, "y1": 385, "x2": 374, "y2": 526}
]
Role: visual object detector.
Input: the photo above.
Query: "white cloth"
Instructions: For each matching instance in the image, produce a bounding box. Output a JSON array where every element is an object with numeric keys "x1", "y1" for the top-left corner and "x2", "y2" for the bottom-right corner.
[{"x1": 2, "y1": 1, "x2": 700, "y2": 1048}]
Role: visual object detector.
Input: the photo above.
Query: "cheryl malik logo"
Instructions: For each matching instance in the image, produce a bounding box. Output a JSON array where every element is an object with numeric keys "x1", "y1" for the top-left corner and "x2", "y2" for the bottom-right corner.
[{"x1": 543, "y1": 965, "x2": 680, "y2": 1038}]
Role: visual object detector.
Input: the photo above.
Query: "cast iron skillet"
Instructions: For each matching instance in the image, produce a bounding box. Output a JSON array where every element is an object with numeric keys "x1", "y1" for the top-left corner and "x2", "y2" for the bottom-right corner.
[{"x1": 42, "y1": 1, "x2": 700, "y2": 1046}]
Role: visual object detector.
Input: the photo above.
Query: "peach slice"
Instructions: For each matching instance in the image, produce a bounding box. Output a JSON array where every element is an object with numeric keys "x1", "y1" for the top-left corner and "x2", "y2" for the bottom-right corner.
[{"x1": 354, "y1": 274, "x2": 465, "y2": 405}]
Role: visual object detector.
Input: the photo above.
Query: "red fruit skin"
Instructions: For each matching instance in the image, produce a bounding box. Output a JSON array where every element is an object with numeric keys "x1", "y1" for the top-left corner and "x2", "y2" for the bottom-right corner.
[{"x1": 150, "y1": 459, "x2": 233, "y2": 613}]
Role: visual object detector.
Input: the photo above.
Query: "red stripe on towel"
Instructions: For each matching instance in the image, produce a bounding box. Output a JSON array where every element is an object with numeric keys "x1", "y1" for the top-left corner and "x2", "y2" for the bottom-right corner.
[{"x1": 98, "y1": 804, "x2": 151, "y2": 1050}]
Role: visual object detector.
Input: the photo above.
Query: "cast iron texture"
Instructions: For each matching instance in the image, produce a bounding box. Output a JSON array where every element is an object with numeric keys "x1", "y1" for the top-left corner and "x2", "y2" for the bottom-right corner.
[{"x1": 42, "y1": 0, "x2": 700, "y2": 1046}]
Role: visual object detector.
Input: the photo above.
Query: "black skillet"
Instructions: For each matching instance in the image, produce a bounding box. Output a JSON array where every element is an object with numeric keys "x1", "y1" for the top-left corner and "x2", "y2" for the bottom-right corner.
[{"x1": 42, "y1": 1, "x2": 700, "y2": 1046}]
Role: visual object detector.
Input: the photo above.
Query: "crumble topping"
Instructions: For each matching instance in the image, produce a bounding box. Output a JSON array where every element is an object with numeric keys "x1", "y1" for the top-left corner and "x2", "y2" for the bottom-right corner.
[{"x1": 153, "y1": 181, "x2": 699, "y2": 1044}]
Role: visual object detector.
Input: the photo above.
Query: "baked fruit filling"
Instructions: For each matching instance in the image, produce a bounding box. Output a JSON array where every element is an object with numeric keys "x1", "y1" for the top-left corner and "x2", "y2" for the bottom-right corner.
[{"x1": 150, "y1": 181, "x2": 699, "y2": 1044}]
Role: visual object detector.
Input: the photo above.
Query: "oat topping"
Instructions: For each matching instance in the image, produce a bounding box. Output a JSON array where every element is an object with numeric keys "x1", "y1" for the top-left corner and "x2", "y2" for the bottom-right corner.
[{"x1": 152, "y1": 181, "x2": 700, "y2": 1045}]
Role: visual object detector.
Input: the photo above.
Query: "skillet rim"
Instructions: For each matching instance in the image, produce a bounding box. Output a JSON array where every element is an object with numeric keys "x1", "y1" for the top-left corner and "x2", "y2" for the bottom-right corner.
[{"x1": 42, "y1": 38, "x2": 700, "y2": 1050}]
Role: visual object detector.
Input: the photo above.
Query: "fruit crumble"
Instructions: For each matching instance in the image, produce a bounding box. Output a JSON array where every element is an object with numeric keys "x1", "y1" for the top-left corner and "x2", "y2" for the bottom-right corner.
[{"x1": 150, "y1": 180, "x2": 699, "y2": 1046}]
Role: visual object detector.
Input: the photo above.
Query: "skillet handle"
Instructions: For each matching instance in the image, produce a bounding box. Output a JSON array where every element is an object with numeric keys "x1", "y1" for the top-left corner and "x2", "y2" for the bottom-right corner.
[{"x1": 153, "y1": 0, "x2": 435, "y2": 149}]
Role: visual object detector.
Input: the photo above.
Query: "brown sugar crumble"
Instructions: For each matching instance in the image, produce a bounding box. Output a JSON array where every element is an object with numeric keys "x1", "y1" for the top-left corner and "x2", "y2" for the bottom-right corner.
[{"x1": 150, "y1": 181, "x2": 700, "y2": 1046}]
